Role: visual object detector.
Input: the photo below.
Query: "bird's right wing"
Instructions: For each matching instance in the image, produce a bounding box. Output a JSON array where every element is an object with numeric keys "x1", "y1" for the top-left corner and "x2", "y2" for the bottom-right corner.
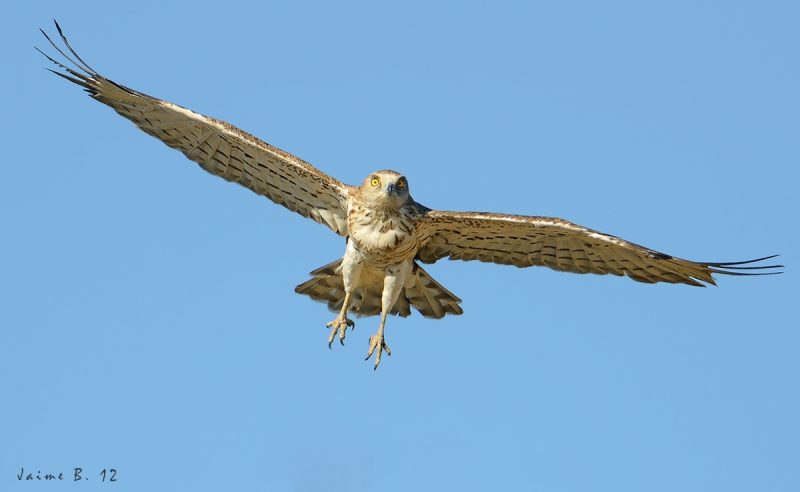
[{"x1": 38, "y1": 22, "x2": 351, "y2": 236}]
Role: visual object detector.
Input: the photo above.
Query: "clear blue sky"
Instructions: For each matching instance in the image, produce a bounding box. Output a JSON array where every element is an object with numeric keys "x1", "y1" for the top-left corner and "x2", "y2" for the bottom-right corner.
[{"x1": 1, "y1": 1, "x2": 797, "y2": 490}]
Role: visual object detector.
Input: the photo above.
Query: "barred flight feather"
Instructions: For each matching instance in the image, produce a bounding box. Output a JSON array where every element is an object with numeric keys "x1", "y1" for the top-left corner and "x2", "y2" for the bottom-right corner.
[
  {"x1": 415, "y1": 211, "x2": 781, "y2": 287},
  {"x1": 38, "y1": 21, "x2": 351, "y2": 236}
]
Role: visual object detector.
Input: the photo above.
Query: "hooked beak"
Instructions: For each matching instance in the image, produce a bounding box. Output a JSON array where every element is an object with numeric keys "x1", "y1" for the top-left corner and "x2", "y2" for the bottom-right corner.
[{"x1": 387, "y1": 183, "x2": 398, "y2": 195}]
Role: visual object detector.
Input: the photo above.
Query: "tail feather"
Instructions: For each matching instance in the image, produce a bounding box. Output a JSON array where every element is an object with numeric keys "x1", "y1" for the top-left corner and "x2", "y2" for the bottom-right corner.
[
  {"x1": 405, "y1": 263, "x2": 463, "y2": 318},
  {"x1": 293, "y1": 259, "x2": 462, "y2": 319},
  {"x1": 294, "y1": 259, "x2": 347, "y2": 313}
]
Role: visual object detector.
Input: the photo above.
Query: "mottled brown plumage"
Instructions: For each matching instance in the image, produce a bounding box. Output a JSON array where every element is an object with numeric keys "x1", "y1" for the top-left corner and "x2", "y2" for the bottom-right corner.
[
  {"x1": 294, "y1": 259, "x2": 462, "y2": 318},
  {"x1": 40, "y1": 22, "x2": 781, "y2": 368},
  {"x1": 38, "y1": 24, "x2": 350, "y2": 236},
  {"x1": 416, "y1": 212, "x2": 739, "y2": 287}
]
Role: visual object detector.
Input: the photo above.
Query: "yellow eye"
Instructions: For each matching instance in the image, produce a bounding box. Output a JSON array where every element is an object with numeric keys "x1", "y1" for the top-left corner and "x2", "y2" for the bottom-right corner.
[
  {"x1": 396, "y1": 179, "x2": 406, "y2": 188},
  {"x1": 370, "y1": 177, "x2": 380, "y2": 187}
]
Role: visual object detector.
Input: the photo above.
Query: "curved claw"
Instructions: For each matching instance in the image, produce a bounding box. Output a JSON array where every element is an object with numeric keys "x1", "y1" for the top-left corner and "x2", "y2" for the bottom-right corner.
[
  {"x1": 326, "y1": 318, "x2": 354, "y2": 348},
  {"x1": 365, "y1": 334, "x2": 391, "y2": 369}
]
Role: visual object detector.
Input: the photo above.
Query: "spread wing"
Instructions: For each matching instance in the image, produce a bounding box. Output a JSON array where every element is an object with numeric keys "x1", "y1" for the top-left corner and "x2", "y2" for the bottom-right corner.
[
  {"x1": 416, "y1": 211, "x2": 781, "y2": 286},
  {"x1": 38, "y1": 22, "x2": 350, "y2": 235}
]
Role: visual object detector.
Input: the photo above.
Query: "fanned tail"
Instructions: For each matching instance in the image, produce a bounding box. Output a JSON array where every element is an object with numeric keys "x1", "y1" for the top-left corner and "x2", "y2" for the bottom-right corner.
[{"x1": 294, "y1": 260, "x2": 463, "y2": 319}]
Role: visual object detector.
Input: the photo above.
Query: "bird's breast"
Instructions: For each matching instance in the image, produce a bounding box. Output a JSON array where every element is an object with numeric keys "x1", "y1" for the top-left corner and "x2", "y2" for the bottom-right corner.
[{"x1": 348, "y1": 205, "x2": 418, "y2": 266}]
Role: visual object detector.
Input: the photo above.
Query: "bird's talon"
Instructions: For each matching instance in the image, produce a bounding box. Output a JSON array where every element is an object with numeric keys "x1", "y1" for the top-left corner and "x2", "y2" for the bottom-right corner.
[
  {"x1": 365, "y1": 334, "x2": 390, "y2": 368},
  {"x1": 326, "y1": 317, "x2": 354, "y2": 348}
]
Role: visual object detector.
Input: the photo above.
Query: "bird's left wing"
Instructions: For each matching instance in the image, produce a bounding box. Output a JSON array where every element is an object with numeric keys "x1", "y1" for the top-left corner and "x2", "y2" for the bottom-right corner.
[
  {"x1": 416, "y1": 210, "x2": 781, "y2": 286},
  {"x1": 38, "y1": 22, "x2": 350, "y2": 235}
]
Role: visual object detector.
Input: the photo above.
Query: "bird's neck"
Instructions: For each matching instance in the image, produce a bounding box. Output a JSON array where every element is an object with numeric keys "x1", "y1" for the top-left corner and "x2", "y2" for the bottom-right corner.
[{"x1": 359, "y1": 196, "x2": 405, "y2": 218}]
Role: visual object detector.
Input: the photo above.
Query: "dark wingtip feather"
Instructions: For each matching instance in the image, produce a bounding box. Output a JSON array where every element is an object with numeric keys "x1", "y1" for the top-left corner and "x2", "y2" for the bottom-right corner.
[
  {"x1": 703, "y1": 254, "x2": 780, "y2": 266},
  {"x1": 709, "y1": 269, "x2": 783, "y2": 277},
  {"x1": 712, "y1": 264, "x2": 783, "y2": 271},
  {"x1": 53, "y1": 19, "x2": 98, "y2": 74},
  {"x1": 703, "y1": 254, "x2": 784, "y2": 278},
  {"x1": 37, "y1": 22, "x2": 107, "y2": 98},
  {"x1": 45, "y1": 67, "x2": 91, "y2": 89},
  {"x1": 38, "y1": 21, "x2": 97, "y2": 78}
]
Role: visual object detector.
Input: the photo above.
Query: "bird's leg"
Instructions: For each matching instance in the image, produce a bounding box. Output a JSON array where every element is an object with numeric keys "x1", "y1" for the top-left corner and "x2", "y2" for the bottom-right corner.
[
  {"x1": 326, "y1": 292, "x2": 354, "y2": 348},
  {"x1": 326, "y1": 250, "x2": 361, "y2": 348},
  {"x1": 366, "y1": 264, "x2": 409, "y2": 369}
]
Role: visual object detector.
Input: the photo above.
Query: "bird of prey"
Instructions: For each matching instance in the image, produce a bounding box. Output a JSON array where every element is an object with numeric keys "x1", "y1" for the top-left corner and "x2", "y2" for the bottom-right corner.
[{"x1": 38, "y1": 22, "x2": 781, "y2": 368}]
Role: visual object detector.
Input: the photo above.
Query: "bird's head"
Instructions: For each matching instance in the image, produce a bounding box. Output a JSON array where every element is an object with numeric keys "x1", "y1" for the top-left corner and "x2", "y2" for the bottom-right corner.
[{"x1": 360, "y1": 170, "x2": 410, "y2": 208}]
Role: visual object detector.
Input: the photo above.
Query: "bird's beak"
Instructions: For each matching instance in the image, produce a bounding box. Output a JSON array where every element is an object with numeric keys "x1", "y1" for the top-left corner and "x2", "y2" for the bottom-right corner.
[{"x1": 387, "y1": 183, "x2": 397, "y2": 195}]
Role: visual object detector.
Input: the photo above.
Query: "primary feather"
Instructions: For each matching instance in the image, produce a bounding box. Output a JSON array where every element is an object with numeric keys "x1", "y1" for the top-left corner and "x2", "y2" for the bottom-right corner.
[{"x1": 39, "y1": 21, "x2": 351, "y2": 236}]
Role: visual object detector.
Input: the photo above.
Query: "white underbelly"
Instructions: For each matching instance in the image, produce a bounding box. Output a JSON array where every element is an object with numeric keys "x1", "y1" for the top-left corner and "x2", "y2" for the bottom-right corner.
[
  {"x1": 350, "y1": 227, "x2": 418, "y2": 268},
  {"x1": 342, "y1": 239, "x2": 415, "y2": 290}
]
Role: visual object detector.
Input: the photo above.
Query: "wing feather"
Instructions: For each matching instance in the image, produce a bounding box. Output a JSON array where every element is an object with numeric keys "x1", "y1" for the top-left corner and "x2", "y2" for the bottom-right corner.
[
  {"x1": 416, "y1": 210, "x2": 781, "y2": 286},
  {"x1": 39, "y1": 22, "x2": 350, "y2": 236}
]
